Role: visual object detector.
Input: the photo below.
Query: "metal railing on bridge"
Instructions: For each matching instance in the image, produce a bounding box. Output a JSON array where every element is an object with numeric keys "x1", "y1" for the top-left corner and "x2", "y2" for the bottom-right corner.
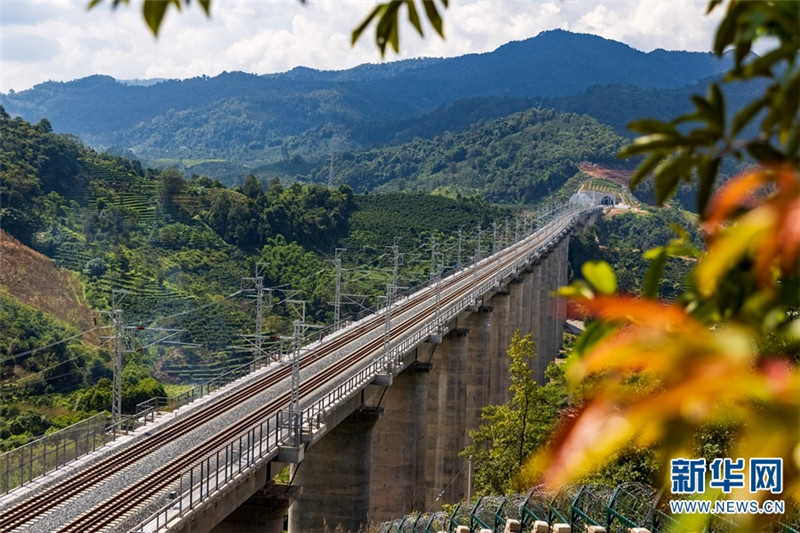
[
  {"x1": 1, "y1": 203, "x2": 590, "y2": 518},
  {"x1": 300, "y1": 205, "x2": 593, "y2": 446},
  {"x1": 128, "y1": 204, "x2": 593, "y2": 532},
  {"x1": 0, "y1": 413, "x2": 108, "y2": 494},
  {"x1": 130, "y1": 408, "x2": 321, "y2": 532}
]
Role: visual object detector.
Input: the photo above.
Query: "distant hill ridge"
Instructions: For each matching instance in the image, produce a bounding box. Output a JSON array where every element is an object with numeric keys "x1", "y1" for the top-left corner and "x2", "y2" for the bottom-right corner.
[{"x1": 0, "y1": 30, "x2": 731, "y2": 168}]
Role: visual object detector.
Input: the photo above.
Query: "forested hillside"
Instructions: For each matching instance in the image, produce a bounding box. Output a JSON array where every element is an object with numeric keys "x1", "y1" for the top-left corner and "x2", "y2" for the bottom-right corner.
[
  {"x1": 568, "y1": 208, "x2": 701, "y2": 300},
  {"x1": 310, "y1": 108, "x2": 627, "y2": 203},
  {"x1": 0, "y1": 31, "x2": 716, "y2": 451},
  {"x1": 0, "y1": 30, "x2": 733, "y2": 175},
  {"x1": 0, "y1": 109, "x2": 510, "y2": 449}
]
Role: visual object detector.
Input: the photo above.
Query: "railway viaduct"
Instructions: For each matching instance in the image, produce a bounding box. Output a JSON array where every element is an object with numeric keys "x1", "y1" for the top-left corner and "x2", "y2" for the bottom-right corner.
[
  {"x1": 0, "y1": 206, "x2": 600, "y2": 533},
  {"x1": 210, "y1": 207, "x2": 599, "y2": 533}
]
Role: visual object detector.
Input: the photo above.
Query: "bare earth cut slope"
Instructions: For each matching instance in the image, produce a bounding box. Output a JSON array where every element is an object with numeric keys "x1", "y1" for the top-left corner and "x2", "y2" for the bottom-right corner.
[{"x1": 0, "y1": 230, "x2": 97, "y2": 341}]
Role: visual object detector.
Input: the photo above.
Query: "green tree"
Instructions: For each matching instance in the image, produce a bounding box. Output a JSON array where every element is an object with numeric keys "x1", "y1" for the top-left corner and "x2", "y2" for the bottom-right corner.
[
  {"x1": 157, "y1": 167, "x2": 186, "y2": 210},
  {"x1": 461, "y1": 331, "x2": 565, "y2": 495}
]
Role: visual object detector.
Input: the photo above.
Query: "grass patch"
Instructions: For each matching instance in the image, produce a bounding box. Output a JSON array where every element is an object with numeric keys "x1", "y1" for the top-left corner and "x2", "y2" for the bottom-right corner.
[{"x1": 163, "y1": 383, "x2": 194, "y2": 397}]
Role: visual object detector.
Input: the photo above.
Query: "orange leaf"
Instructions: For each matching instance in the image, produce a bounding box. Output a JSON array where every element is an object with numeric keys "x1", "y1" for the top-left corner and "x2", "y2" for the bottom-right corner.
[
  {"x1": 703, "y1": 167, "x2": 769, "y2": 231},
  {"x1": 580, "y1": 295, "x2": 691, "y2": 330}
]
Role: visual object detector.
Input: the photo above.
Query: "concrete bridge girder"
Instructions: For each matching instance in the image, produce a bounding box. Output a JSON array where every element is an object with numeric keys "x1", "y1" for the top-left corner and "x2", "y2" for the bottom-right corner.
[{"x1": 206, "y1": 212, "x2": 595, "y2": 533}]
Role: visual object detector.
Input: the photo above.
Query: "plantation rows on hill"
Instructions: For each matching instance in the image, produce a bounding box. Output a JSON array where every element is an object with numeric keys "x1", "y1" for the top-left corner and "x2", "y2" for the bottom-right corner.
[
  {"x1": 0, "y1": 95, "x2": 697, "y2": 451},
  {"x1": 0, "y1": 108, "x2": 520, "y2": 448}
]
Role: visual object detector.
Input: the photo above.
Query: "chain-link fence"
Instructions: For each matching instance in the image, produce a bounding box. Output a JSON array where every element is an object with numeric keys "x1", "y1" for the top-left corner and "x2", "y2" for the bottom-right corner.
[{"x1": 376, "y1": 482, "x2": 800, "y2": 533}]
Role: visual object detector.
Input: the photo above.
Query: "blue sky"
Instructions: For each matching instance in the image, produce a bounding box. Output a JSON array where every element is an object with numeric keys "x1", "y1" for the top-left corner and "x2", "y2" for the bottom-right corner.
[{"x1": 0, "y1": 0, "x2": 725, "y2": 93}]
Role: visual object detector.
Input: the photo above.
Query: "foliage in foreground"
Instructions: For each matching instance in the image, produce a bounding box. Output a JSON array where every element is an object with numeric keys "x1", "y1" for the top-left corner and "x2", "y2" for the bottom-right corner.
[{"x1": 527, "y1": 2, "x2": 800, "y2": 531}]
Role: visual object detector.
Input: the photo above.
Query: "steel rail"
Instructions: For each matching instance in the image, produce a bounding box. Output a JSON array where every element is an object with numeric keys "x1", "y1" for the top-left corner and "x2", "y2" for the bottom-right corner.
[{"x1": 0, "y1": 208, "x2": 588, "y2": 533}]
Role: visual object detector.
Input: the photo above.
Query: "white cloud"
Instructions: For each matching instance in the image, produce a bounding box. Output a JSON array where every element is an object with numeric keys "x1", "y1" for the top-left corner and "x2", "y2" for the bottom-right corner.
[{"x1": 1, "y1": 0, "x2": 729, "y2": 93}]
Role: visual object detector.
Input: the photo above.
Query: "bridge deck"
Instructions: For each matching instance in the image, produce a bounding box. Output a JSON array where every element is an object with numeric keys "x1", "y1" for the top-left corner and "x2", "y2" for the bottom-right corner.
[{"x1": 0, "y1": 207, "x2": 597, "y2": 533}]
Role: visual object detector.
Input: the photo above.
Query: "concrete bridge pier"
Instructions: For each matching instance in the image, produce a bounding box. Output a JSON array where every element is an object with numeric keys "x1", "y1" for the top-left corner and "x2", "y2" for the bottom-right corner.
[
  {"x1": 521, "y1": 269, "x2": 534, "y2": 341},
  {"x1": 555, "y1": 239, "x2": 569, "y2": 352},
  {"x1": 211, "y1": 482, "x2": 300, "y2": 533},
  {"x1": 424, "y1": 326, "x2": 470, "y2": 509},
  {"x1": 538, "y1": 246, "x2": 560, "y2": 372},
  {"x1": 464, "y1": 305, "x2": 493, "y2": 444},
  {"x1": 288, "y1": 406, "x2": 381, "y2": 532},
  {"x1": 369, "y1": 357, "x2": 431, "y2": 522},
  {"x1": 527, "y1": 260, "x2": 546, "y2": 383},
  {"x1": 537, "y1": 238, "x2": 569, "y2": 376},
  {"x1": 486, "y1": 289, "x2": 512, "y2": 406}
]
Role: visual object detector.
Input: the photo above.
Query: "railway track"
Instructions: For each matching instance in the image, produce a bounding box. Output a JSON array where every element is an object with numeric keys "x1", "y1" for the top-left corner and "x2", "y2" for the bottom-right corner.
[{"x1": 0, "y1": 209, "x2": 587, "y2": 533}]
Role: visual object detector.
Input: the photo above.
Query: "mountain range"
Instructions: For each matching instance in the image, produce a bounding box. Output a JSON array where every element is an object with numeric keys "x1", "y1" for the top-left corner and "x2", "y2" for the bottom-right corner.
[{"x1": 0, "y1": 29, "x2": 741, "y2": 181}]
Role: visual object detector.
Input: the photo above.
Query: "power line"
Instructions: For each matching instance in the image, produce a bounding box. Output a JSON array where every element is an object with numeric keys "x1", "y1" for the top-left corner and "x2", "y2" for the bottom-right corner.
[{"x1": 0, "y1": 326, "x2": 108, "y2": 364}]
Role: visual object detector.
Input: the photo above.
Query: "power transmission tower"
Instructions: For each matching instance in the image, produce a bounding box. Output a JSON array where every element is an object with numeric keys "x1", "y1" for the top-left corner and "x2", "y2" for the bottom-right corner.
[
  {"x1": 389, "y1": 240, "x2": 401, "y2": 305},
  {"x1": 101, "y1": 289, "x2": 188, "y2": 429},
  {"x1": 381, "y1": 240, "x2": 404, "y2": 371},
  {"x1": 429, "y1": 236, "x2": 438, "y2": 284},
  {"x1": 434, "y1": 253, "x2": 443, "y2": 331},
  {"x1": 381, "y1": 290, "x2": 392, "y2": 370},
  {"x1": 476, "y1": 224, "x2": 482, "y2": 261},
  {"x1": 242, "y1": 262, "x2": 270, "y2": 359},
  {"x1": 472, "y1": 249, "x2": 480, "y2": 303},
  {"x1": 284, "y1": 300, "x2": 321, "y2": 432},
  {"x1": 456, "y1": 226, "x2": 463, "y2": 267},
  {"x1": 493, "y1": 222, "x2": 503, "y2": 285},
  {"x1": 110, "y1": 291, "x2": 125, "y2": 428},
  {"x1": 98, "y1": 289, "x2": 135, "y2": 428},
  {"x1": 333, "y1": 248, "x2": 345, "y2": 331}
]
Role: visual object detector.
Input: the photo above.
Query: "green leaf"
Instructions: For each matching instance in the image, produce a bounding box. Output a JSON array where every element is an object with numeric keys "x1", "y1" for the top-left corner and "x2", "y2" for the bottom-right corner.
[
  {"x1": 668, "y1": 223, "x2": 691, "y2": 242},
  {"x1": 352, "y1": 1, "x2": 446, "y2": 54},
  {"x1": 786, "y1": 122, "x2": 800, "y2": 159},
  {"x1": 197, "y1": 0, "x2": 211, "y2": 16},
  {"x1": 689, "y1": 94, "x2": 716, "y2": 124},
  {"x1": 708, "y1": 83, "x2": 725, "y2": 134},
  {"x1": 618, "y1": 133, "x2": 683, "y2": 157},
  {"x1": 572, "y1": 320, "x2": 617, "y2": 358},
  {"x1": 628, "y1": 152, "x2": 666, "y2": 190},
  {"x1": 627, "y1": 118, "x2": 679, "y2": 135},
  {"x1": 740, "y1": 46, "x2": 786, "y2": 78},
  {"x1": 705, "y1": 0, "x2": 723, "y2": 15},
  {"x1": 558, "y1": 281, "x2": 594, "y2": 300},
  {"x1": 731, "y1": 95, "x2": 769, "y2": 136},
  {"x1": 143, "y1": 0, "x2": 171, "y2": 35},
  {"x1": 653, "y1": 153, "x2": 693, "y2": 205},
  {"x1": 351, "y1": 5, "x2": 384, "y2": 46},
  {"x1": 376, "y1": 2, "x2": 402, "y2": 54},
  {"x1": 781, "y1": 69, "x2": 800, "y2": 136},
  {"x1": 642, "y1": 246, "x2": 667, "y2": 299},
  {"x1": 685, "y1": 128, "x2": 720, "y2": 146},
  {"x1": 734, "y1": 38, "x2": 752, "y2": 66},
  {"x1": 405, "y1": 0, "x2": 423, "y2": 36},
  {"x1": 696, "y1": 156, "x2": 721, "y2": 216},
  {"x1": 581, "y1": 260, "x2": 617, "y2": 296},
  {"x1": 745, "y1": 140, "x2": 784, "y2": 163},
  {"x1": 713, "y1": 2, "x2": 744, "y2": 57},
  {"x1": 422, "y1": 0, "x2": 445, "y2": 37}
]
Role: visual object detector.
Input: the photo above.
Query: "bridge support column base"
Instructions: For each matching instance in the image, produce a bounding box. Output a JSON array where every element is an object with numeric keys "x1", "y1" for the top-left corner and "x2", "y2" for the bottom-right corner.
[
  {"x1": 372, "y1": 373, "x2": 393, "y2": 386},
  {"x1": 288, "y1": 406, "x2": 381, "y2": 533},
  {"x1": 277, "y1": 445, "x2": 304, "y2": 464},
  {"x1": 211, "y1": 482, "x2": 301, "y2": 533}
]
